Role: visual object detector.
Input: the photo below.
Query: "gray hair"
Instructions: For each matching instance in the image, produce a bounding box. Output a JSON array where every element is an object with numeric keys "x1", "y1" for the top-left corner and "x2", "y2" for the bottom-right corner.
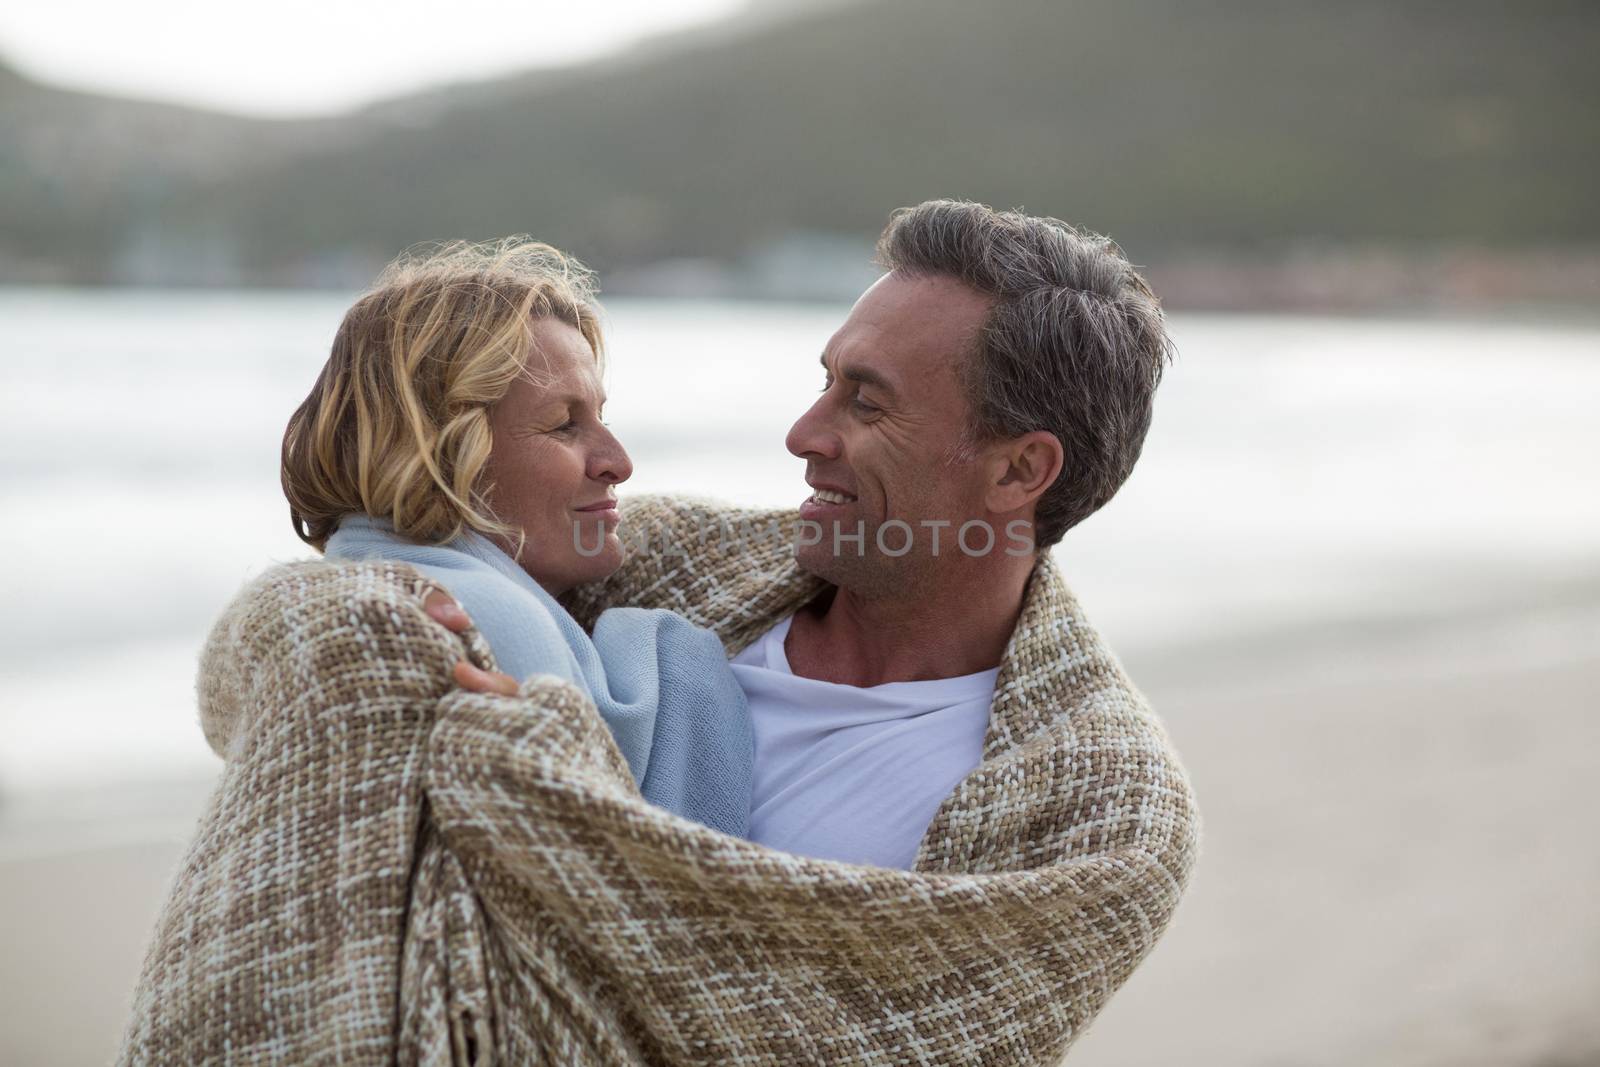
[{"x1": 875, "y1": 199, "x2": 1174, "y2": 548}]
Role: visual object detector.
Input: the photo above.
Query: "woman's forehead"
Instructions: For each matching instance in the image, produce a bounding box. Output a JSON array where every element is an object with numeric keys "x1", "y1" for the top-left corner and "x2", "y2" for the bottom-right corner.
[
  {"x1": 511, "y1": 352, "x2": 605, "y2": 411},
  {"x1": 527, "y1": 315, "x2": 596, "y2": 362}
]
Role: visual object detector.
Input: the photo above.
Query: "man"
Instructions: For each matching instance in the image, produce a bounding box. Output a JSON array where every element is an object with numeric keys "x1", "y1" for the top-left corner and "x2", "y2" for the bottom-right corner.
[
  {"x1": 460, "y1": 197, "x2": 1189, "y2": 871},
  {"x1": 731, "y1": 198, "x2": 1176, "y2": 869}
]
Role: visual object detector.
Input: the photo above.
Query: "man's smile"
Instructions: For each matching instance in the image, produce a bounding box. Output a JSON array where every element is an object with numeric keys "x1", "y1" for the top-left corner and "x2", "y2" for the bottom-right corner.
[{"x1": 801, "y1": 478, "x2": 859, "y2": 519}]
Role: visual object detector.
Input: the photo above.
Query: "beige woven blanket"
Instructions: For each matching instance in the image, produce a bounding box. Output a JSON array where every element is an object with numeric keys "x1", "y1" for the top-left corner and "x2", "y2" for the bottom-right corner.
[{"x1": 120, "y1": 497, "x2": 1199, "y2": 1065}]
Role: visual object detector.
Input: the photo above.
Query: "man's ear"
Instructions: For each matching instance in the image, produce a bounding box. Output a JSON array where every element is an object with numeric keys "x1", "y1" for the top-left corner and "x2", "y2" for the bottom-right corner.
[{"x1": 986, "y1": 431, "x2": 1064, "y2": 514}]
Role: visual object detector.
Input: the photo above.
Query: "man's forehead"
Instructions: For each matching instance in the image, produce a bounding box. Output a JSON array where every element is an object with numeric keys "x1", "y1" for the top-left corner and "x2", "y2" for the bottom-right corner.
[
  {"x1": 862, "y1": 270, "x2": 991, "y2": 317},
  {"x1": 825, "y1": 272, "x2": 989, "y2": 375}
]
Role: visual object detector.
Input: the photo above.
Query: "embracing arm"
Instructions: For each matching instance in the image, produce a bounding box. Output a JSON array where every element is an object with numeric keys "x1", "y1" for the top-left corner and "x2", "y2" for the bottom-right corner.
[
  {"x1": 422, "y1": 674, "x2": 1196, "y2": 1065},
  {"x1": 558, "y1": 494, "x2": 825, "y2": 652},
  {"x1": 127, "y1": 560, "x2": 491, "y2": 1067}
]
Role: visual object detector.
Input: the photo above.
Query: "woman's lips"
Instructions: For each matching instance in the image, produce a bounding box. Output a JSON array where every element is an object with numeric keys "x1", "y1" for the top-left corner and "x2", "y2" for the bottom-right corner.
[{"x1": 574, "y1": 500, "x2": 620, "y2": 526}]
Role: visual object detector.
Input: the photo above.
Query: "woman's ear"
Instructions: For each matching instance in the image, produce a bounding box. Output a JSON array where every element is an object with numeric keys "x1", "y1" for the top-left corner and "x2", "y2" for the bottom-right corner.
[{"x1": 986, "y1": 431, "x2": 1065, "y2": 514}]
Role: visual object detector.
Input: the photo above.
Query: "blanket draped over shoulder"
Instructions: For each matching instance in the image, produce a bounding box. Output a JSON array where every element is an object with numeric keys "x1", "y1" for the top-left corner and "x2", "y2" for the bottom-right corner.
[{"x1": 119, "y1": 497, "x2": 1200, "y2": 1066}]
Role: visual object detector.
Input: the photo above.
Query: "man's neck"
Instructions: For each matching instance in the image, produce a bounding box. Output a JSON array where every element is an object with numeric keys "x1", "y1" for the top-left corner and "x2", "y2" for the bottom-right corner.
[{"x1": 783, "y1": 558, "x2": 1037, "y2": 686}]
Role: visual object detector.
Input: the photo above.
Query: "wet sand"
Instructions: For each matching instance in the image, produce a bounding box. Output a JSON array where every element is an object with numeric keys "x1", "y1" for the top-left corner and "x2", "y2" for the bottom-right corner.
[{"x1": 1076, "y1": 604, "x2": 1600, "y2": 1066}]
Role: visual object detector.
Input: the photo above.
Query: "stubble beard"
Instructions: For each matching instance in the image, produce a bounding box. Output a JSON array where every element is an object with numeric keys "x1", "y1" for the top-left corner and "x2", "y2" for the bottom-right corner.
[{"x1": 793, "y1": 516, "x2": 939, "y2": 602}]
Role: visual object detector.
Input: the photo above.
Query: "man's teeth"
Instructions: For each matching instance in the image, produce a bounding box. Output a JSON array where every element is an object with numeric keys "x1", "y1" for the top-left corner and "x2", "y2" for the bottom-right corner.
[{"x1": 812, "y1": 489, "x2": 854, "y2": 504}]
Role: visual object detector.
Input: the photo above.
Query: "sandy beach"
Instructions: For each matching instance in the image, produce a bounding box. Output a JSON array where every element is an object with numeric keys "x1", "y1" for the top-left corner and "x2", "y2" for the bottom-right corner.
[
  {"x1": 1074, "y1": 597, "x2": 1600, "y2": 1066},
  {"x1": 3, "y1": 591, "x2": 1597, "y2": 1067}
]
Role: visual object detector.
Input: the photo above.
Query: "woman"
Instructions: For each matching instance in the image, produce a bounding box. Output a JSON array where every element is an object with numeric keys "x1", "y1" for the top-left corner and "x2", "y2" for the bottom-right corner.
[{"x1": 276, "y1": 238, "x2": 750, "y2": 834}]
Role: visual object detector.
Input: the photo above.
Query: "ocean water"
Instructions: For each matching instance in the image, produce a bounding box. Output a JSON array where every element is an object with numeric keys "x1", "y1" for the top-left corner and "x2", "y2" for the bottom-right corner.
[{"x1": 2, "y1": 288, "x2": 1598, "y2": 794}]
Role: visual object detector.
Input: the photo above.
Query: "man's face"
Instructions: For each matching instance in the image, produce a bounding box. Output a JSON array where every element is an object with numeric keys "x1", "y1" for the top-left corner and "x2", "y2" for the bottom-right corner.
[{"x1": 785, "y1": 270, "x2": 995, "y2": 594}]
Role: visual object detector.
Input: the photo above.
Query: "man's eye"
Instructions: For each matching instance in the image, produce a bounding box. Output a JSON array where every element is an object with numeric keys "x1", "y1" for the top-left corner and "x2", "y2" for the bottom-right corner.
[
  {"x1": 852, "y1": 396, "x2": 880, "y2": 414},
  {"x1": 550, "y1": 420, "x2": 577, "y2": 434}
]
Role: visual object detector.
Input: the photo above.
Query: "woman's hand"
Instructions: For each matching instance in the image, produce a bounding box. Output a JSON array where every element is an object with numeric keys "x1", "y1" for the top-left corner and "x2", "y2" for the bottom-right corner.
[{"x1": 423, "y1": 590, "x2": 520, "y2": 696}]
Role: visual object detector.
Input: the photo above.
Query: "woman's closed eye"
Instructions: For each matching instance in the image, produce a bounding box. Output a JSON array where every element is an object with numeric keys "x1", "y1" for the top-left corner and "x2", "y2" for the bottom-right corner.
[
  {"x1": 539, "y1": 408, "x2": 582, "y2": 435},
  {"x1": 549, "y1": 413, "x2": 613, "y2": 435}
]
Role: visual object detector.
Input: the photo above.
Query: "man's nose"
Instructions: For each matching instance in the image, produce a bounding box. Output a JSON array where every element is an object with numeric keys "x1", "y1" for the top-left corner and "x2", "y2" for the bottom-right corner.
[
  {"x1": 591, "y1": 425, "x2": 634, "y2": 485},
  {"x1": 785, "y1": 394, "x2": 842, "y2": 461}
]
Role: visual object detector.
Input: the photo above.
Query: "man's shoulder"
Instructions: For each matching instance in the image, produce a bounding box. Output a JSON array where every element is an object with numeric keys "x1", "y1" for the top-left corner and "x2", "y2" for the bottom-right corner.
[
  {"x1": 988, "y1": 553, "x2": 1149, "y2": 744},
  {"x1": 916, "y1": 553, "x2": 1199, "y2": 877}
]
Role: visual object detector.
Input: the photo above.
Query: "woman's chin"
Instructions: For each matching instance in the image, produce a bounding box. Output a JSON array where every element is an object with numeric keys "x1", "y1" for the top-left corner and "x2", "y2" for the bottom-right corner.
[{"x1": 573, "y1": 534, "x2": 626, "y2": 583}]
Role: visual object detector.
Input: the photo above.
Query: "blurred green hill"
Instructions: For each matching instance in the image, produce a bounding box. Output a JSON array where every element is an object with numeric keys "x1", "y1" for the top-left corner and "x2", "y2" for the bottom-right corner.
[{"x1": 2, "y1": 0, "x2": 1597, "y2": 305}]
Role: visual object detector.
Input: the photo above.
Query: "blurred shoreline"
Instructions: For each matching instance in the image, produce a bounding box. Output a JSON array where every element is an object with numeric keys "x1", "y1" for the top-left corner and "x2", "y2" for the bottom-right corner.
[
  {"x1": 4, "y1": 568, "x2": 1598, "y2": 1066},
  {"x1": 7, "y1": 245, "x2": 1600, "y2": 318},
  {"x1": 5, "y1": 554, "x2": 1597, "y2": 848}
]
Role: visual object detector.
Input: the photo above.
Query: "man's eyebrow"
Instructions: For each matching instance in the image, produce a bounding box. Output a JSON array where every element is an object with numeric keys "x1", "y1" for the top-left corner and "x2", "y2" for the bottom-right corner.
[{"x1": 819, "y1": 352, "x2": 897, "y2": 395}]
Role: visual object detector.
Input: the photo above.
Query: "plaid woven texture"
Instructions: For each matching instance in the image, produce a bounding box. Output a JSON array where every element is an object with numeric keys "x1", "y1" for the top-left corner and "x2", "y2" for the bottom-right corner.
[{"x1": 120, "y1": 496, "x2": 1199, "y2": 1065}]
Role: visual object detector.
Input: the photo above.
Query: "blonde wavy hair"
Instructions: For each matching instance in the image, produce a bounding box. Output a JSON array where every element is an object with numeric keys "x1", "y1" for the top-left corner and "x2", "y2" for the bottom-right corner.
[{"x1": 282, "y1": 237, "x2": 604, "y2": 551}]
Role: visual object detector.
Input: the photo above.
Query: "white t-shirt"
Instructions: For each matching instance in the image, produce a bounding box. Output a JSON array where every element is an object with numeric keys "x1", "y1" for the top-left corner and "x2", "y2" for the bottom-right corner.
[{"x1": 730, "y1": 615, "x2": 997, "y2": 870}]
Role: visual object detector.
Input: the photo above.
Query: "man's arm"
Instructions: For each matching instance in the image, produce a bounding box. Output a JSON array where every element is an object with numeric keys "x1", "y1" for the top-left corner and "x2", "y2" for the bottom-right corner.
[
  {"x1": 425, "y1": 677, "x2": 1189, "y2": 1064},
  {"x1": 559, "y1": 493, "x2": 826, "y2": 653},
  {"x1": 128, "y1": 561, "x2": 477, "y2": 1065}
]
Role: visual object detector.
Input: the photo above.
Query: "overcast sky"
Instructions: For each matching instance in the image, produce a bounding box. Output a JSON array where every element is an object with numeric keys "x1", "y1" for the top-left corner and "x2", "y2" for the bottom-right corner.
[{"x1": 0, "y1": 0, "x2": 747, "y2": 117}]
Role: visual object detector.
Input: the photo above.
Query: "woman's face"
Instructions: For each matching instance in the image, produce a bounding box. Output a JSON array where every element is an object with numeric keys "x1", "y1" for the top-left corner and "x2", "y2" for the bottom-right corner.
[{"x1": 483, "y1": 317, "x2": 632, "y2": 596}]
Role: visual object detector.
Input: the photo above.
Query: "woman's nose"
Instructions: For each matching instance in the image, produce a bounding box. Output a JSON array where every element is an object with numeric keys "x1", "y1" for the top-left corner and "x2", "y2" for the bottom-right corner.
[{"x1": 592, "y1": 426, "x2": 633, "y2": 485}]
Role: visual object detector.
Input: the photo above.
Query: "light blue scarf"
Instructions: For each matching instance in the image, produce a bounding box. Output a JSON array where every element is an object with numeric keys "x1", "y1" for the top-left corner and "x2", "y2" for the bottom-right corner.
[{"x1": 325, "y1": 515, "x2": 752, "y2": 837}]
